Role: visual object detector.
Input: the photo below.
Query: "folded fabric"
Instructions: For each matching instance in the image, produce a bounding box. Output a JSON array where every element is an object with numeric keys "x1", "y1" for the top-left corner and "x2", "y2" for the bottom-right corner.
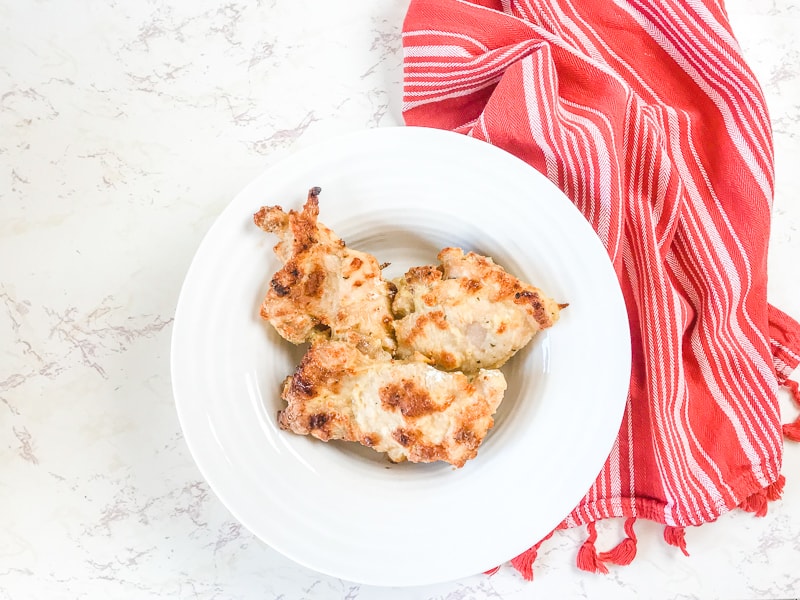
[{"x1": 402, "y1": 0, "x2": 800, "y2": 577}]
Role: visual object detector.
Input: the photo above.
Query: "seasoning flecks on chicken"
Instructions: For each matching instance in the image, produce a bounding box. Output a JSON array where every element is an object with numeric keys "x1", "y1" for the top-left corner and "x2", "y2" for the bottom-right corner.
[
  {"x1": 278, "y1": 340, "x2": 507, "y2": 468},
  {"x1": 254, "y1": 187, "x2": 396, "y2": 355},
  {"x1": 392, "y1": 247, "x2": 564, "y2": 373}
]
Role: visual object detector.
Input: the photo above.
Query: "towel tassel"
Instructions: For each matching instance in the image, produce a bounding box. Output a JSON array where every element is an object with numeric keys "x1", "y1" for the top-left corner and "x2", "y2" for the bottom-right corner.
[
  {"x1": 739, "y1": 488, "x2": 768, "y2": 517},
  {"x1": 483, "y1": 566, "x2": 501, "y2": 576},
  {"x1": 509, "y1": 530, "x2": 554, "y2": 581},
  {"x1": 781, "y1": 380, "x2": 800, "y2": 441},
  {"x1": 765, "y1": 475, "x2": 785, "y2": 501},
  {"x1": 738, "y1": 474, "x2": 786, "y2": 517},
  {"x1": 597, "y1": 517, "x2": 637, "y2": 566},
  {"x1": 663, "y1": 525, "x2": 690, "y2": 556},
  {"x1": 576, "y1": 521, "x2": 608, "y2": 574},
  {"x1": 783, "y1": 418, "x2": 800, "y2": 441},
  {"x1": 509, "y1": 544, "x2": 539, "y2": 581}
]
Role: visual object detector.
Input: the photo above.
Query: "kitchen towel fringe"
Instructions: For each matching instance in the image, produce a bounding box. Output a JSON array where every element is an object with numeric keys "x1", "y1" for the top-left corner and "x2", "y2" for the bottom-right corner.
[
  {"x1": 738, "y1": 488, "x2": 768, "y2": 517},
  {"x1": 509, "y1": 530, "x2": 554, "y2": 581},
  {"x1": 784, "y1": 418, "x2": 800, "y2": 441},
  {"x1": 577, "y1": 522, "x2": 608, "y2": 574},
  {"x1": 510, "y1": 544, "x2": 539, "y2": 581},
  {"x1": 597, "y1": 517, "x2": 638, "y2": 566},
  {"x1": 782, "y1": 380, "x2": 800, "y2": 441},
  {"x1": 765, "y1": 475, "x2": 785, "y2": 501},
  {"x1": 663, "y1": 526, "x2": 690, "y2": 556},
  {"x1": 739, "y1": 476, "x2": 786, "y2": 517}
]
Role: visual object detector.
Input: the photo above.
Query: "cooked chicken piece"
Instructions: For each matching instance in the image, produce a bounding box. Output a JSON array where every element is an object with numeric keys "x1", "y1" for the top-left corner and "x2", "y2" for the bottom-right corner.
[
  {"x1": 254, "y1": 187, "x2": 396, "y2": 355},
  {"x1": 392, "y1": 247, "x2": 564, "y2": 373},
  {"x1": 278, "y1": 340, "x2": 507, "y2": 468}
]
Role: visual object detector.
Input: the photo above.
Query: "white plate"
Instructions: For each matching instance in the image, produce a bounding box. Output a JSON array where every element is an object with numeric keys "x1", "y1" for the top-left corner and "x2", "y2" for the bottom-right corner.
[{"x1": 171, "y1": 126, "x2": 630, "y2": 586}]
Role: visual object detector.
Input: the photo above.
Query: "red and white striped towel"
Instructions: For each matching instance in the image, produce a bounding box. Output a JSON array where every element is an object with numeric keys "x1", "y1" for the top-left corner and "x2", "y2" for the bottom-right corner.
[{"x1": 402, "y1": 0, "x2": 800, "y2": 577}]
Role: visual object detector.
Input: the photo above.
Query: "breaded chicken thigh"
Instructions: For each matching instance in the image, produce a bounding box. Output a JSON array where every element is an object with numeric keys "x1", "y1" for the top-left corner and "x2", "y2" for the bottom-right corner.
[
  {"x1": 254, "y1": 187, "x2": 396, "y2": 355},
  {"x1": 278, "y1": 340, "x2": 507, "y2": 468},
  {"x1": 392, "y1": 247, "x2": 564, "y2": 373}
]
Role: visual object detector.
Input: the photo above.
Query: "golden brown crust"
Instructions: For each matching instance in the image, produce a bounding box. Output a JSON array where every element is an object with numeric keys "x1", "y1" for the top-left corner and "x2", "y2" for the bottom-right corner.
[
  {"x1": 440, "y1": 248, "x2": 559, "y2": 328},
  {"x1": 405, "y1": 265, "x2": 444, "y2": 286},
  {"x1": 391, "y1": 247, "x2": 565, "y2": 373},
  {"x1": 255, "y1": 188, "x2": 396, "y2": 354},
  {"x1": 277, "y1": 340, "x2": 506, "y2": 468},
  {"x1": 379, "y1": 380, "x2": 438, "y2": 419},
  {"x1": 391, "y1": 428, "x2": 451, "y2": 464},
  {"x1": 253, "y1": 205, "x2": 289, "y2": 235}
]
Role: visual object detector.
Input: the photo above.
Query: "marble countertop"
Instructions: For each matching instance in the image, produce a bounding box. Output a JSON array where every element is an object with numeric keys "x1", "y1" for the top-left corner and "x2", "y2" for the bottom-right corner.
[{"x1": 1, "y1": 0, "x2": 798, "y2": 598}]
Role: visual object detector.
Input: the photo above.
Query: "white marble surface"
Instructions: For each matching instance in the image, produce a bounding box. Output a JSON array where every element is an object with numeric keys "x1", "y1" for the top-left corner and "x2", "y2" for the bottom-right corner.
[{"x1": 1, "y1": 0, "x2": 798, "y2": 598}]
